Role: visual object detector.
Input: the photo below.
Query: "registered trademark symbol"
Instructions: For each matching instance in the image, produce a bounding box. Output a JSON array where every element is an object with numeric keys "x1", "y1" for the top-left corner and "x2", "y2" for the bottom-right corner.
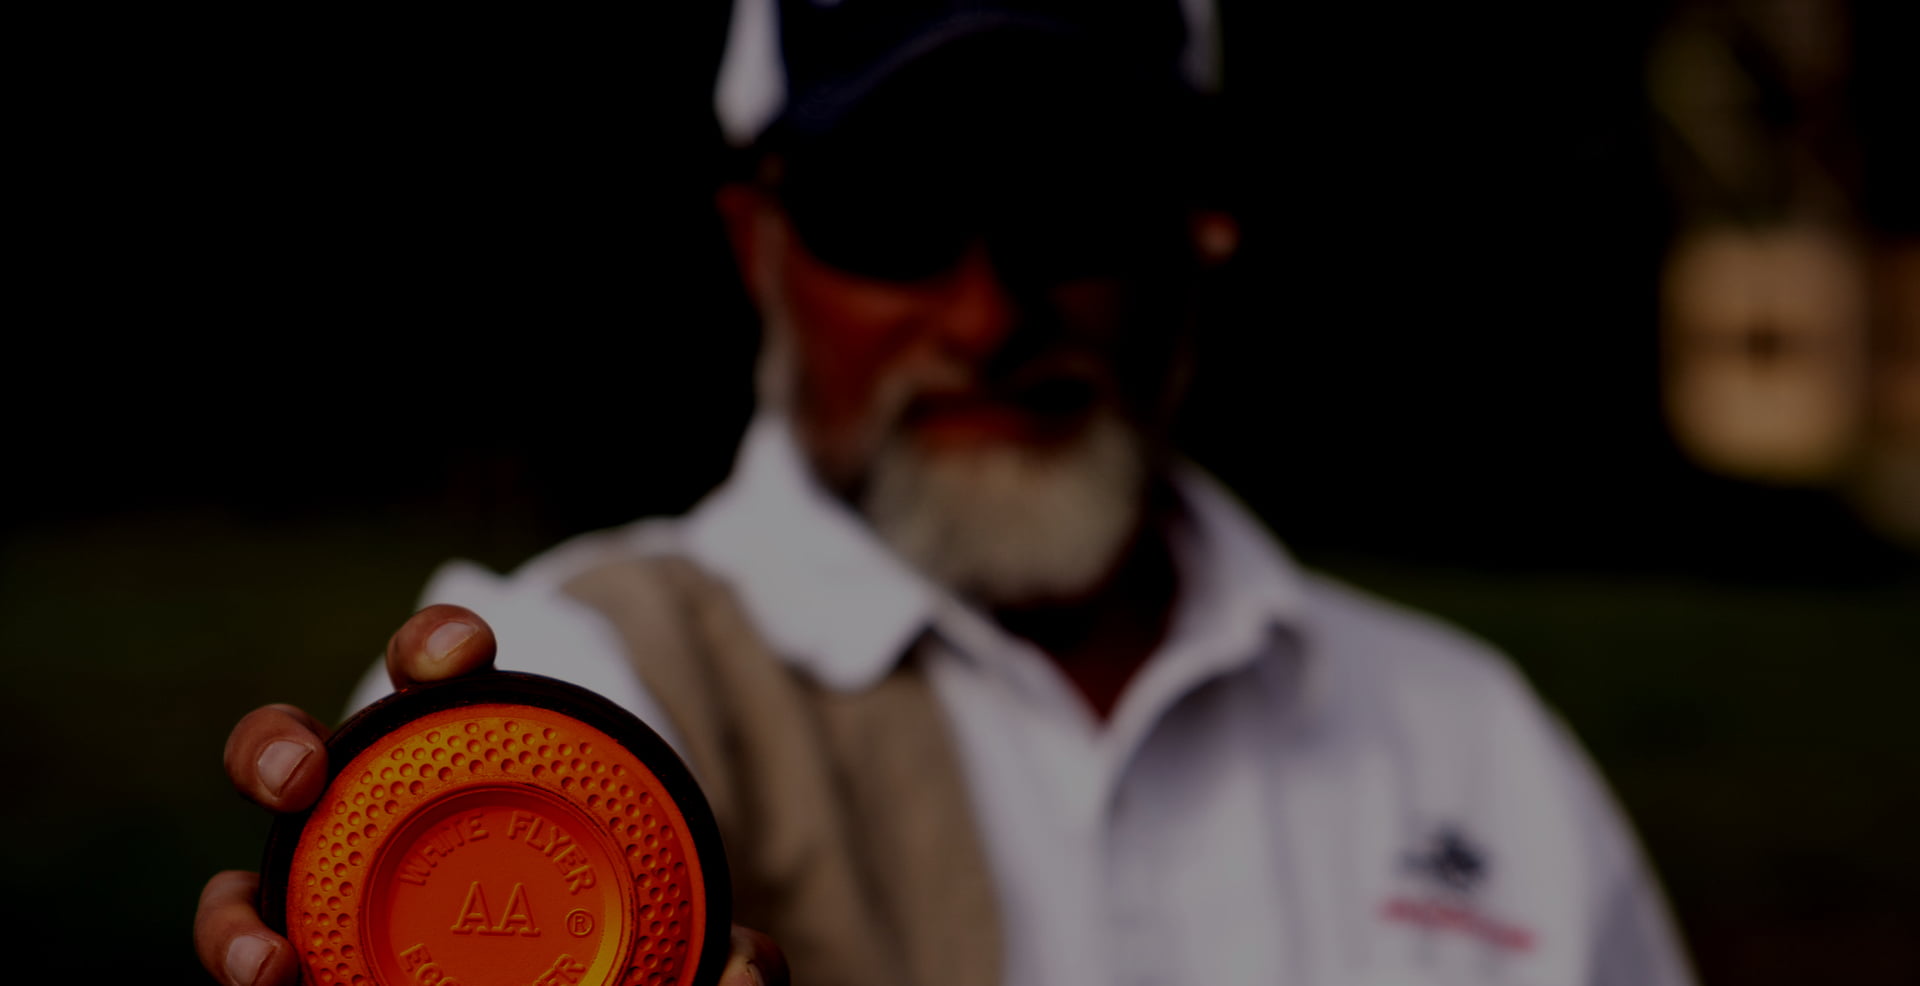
[{"x1": 566, "y1": 909, "x2": 595, "y2": 937}]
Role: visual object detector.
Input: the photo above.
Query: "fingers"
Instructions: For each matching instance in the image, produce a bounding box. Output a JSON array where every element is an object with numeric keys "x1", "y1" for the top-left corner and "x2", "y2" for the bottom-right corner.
[
  {"x1": 386, "y1": 604, "x2": 497, "y2": 689},
  {"x1": 720, "y1": 924, "x2": 789, "y2": 986},
  {"x1": 225, "y1": 606, "x2": 497, "y2": 814},
  {"x1": 204, "y1": 610, "x2": 500, "y2": 984},
  {"x1": 195, "y1": 871, "x2": 301, "y2": 986},
  {"x1": 196, "y1": 881, "x2": 785, "y2": 986},
  {"x1": 224, "y1": 704, "x2": 331, "y2": 813}
]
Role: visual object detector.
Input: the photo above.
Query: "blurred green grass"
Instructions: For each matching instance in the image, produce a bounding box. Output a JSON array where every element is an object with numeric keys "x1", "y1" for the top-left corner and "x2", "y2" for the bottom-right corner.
[
  {"x1": 0, "y1": 511, "x2": 547, "y2": 981},
  {"x1": 1316, "y1": 556, "x2": 1920, "y2": 984},
  {"x1": 2, "y1": 513, "x2": 1914, "y2": 983}
]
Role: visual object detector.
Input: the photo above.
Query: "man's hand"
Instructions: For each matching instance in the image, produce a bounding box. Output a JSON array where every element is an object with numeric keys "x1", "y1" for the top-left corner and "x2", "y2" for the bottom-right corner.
[{"x1": 192, "y1": 605, "x2": 785, "y2": 985}]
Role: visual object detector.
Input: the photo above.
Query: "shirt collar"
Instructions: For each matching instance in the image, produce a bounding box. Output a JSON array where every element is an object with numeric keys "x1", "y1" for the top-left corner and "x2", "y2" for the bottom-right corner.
[
  {"x1": 1162, "y1": 464, "x2": 1310, "y2": 660},
  {"x1": 679, "y1": 412, "x2": 1313, "y2": 696},
  {"x1": 680, "y1": 413, "x2": 941, "y2": 692}
]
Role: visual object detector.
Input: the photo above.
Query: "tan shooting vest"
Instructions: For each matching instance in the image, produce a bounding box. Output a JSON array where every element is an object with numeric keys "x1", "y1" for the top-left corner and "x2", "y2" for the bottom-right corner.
[{"x1": 564, "y1": 555, "x2": 1002, "y2": 986}]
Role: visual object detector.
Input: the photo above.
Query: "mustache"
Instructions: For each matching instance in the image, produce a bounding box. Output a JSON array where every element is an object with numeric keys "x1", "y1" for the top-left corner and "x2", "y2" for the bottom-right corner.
[{"x1": 879, "y1": 351, "x2": 1113, "y2": 421}]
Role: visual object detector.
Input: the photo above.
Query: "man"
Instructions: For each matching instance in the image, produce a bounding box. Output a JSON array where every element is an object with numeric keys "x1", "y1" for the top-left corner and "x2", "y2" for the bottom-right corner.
[{"x1": 196, "y1": 3, "x2": 1696, "y2": 984}]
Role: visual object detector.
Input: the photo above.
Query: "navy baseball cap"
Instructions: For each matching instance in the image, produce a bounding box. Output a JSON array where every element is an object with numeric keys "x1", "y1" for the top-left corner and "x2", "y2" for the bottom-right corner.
[
  {"x1": 714, "y1": 0, "x2": 1222, "y2": 283},
  {"x1": 715, "y1": 0, "x2": 1219, "y2": 147}
]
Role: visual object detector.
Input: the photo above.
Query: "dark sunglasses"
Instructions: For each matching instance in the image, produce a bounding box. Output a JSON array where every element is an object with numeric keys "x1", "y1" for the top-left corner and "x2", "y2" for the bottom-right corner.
[{"x1": 773, "y1": 121, "x2": 1195, "y2": 284}]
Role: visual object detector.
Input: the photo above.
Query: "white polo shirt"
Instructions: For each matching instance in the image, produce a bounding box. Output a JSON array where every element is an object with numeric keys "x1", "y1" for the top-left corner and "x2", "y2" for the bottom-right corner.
[{"x1": 351, "y1": 414, "x2": 1695, "y2": 986}]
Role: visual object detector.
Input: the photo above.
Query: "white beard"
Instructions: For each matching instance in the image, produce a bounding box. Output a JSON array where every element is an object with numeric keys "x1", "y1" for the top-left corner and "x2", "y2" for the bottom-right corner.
[
  {"x1": 753, "y1": 257, "x2": 1151, "y2": 607},
  {"x1": 858, "y1": 410, "x2": 1148, "y2": 606}
]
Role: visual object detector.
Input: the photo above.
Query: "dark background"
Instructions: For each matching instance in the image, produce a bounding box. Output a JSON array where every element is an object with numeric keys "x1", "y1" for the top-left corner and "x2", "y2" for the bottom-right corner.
[{"x1": 4, "y1": 4, "x2": 1916, "y2": 983}]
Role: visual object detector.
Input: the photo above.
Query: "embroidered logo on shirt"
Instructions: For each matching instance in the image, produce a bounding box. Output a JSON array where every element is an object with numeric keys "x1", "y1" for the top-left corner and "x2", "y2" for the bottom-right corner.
[
  {"x1": 1379, "y1": 824, "x2": 1534, "y2": 953},
  {"x1": 1402, "y1": 825, "x2": 1487, "y2": 892}
]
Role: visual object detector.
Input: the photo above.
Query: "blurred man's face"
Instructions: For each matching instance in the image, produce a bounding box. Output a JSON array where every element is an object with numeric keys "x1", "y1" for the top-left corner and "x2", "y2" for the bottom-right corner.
[
  {"x1": 729, "y1": 172, "x2": 1198, "y2": 606},
  {"x1": 723, "y1": 55, "x2": 1209, "y2": 605}
]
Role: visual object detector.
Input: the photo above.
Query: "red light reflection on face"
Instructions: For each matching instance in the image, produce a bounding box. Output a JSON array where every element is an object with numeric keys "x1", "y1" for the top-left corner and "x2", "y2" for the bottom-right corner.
[{"x1": 768, "y1": 210, "x2": 1188, "y2": 493}]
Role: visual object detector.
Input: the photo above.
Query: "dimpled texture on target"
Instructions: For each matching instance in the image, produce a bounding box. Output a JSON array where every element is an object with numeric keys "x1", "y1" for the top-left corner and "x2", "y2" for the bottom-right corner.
[{"x1": 289, "y1": 706, "x2": 706, "y2": 986}]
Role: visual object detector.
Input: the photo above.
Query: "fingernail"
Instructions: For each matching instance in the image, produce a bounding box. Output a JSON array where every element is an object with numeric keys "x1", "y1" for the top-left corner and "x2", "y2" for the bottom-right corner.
[
  {"x1": 257, "y1": 740, "x2": 312, "y2": 799},
  {"x1": 426, "y1": 620, "x2": 477, "y2": 662},
  {"x1": 225, "y1": 934, "x2": 276, "y2": 986},
  {"x1": 721, "y1": 958, "x2": 763, "y2": 986}
]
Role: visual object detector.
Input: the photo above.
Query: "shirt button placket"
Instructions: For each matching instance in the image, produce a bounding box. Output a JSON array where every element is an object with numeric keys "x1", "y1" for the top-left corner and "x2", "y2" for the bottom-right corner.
[{"x1": 1105, "y1": 777, "x2": 1166, "y2": 986}]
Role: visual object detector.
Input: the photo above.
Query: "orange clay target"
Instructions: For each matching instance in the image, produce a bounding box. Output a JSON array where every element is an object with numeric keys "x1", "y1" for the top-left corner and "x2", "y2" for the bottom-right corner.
[{"x1": 262, "y1": 672, "x2": 730, "y2": 986}]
